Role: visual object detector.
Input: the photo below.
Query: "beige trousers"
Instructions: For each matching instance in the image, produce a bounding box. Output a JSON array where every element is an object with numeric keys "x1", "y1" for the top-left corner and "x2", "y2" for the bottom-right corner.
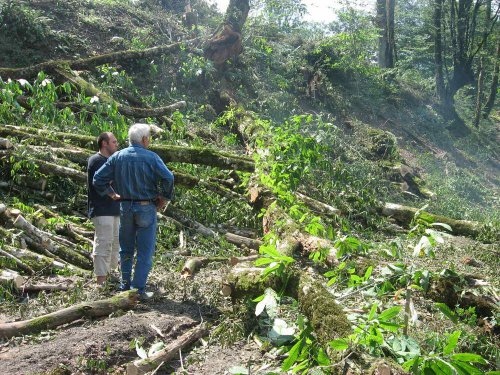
[{"x1": 91, "y1": 216, "x2": 120, "y2": 277}]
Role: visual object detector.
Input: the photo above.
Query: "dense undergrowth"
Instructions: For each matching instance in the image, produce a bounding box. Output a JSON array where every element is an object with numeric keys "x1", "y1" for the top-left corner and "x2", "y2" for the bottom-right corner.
[{"x1": 0, "y1": 0, "x2": 498, "y2": 374}]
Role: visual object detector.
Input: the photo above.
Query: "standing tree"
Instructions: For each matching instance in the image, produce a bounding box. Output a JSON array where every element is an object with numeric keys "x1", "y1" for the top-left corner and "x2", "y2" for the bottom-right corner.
[
  {"x1": 433, "y1": 0, "x2": 499, "y2": 135},
  {"x1": 377, "y1": 0, "x2": 396, "y2": 68}
]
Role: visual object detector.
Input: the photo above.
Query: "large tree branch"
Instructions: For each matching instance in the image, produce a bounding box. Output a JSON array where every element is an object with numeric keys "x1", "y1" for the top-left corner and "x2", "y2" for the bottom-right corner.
[{"x1": 0, "y1": 43, "x2": 181, "y2": 80}]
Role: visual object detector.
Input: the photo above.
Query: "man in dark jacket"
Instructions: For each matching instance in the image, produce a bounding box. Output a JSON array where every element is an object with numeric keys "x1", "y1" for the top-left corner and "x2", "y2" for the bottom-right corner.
[{"x1": 87, "y1": 132, "x2": 120, "y2": 285}]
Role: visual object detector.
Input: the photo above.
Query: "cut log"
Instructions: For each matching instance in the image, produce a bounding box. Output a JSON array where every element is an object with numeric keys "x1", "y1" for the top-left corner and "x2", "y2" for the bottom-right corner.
[
  {"x1": 0, "y1": 269, "x2": 25, "y2": 289},
  {"x1": 0, "y1": 138, "x2": 13, "y2": 149},
  {"x1": 166, "y1": 207, "x2": 217, "y2": 237},
  {"x1": 0, "y1": 42, "x2": 182, "y2": 80},
  {"x1": 380, "y1": 202, "x2": 483, "y2": 238},
  {"x1": 0, "y1": 290, "x2": 138, "y2": 339},
  {"x1": 126, "y1": 325, "x2": 208, "y2": 375}
]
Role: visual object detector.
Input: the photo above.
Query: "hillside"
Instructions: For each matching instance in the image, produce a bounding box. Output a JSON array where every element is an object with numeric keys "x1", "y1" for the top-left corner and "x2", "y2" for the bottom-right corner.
[{"x1": 0, "y1": 1, "x2": 498, "y2": 374}]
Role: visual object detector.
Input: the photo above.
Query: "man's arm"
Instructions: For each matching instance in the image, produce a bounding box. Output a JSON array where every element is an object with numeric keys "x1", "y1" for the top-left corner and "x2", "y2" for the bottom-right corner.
[
  {"x1": 93, "y1": 157, "x2": 119, "y2": 199},
  {"x1": 155, "y1": 155, "x2": 174, "y2": 200}
]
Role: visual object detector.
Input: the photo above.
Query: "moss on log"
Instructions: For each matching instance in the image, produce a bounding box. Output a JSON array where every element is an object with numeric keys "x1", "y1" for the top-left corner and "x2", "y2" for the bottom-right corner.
[
  {"x1": 297, "y1": 273, "x2": 351, "y2": 347},
  {"x1": 0, "y1": 290, "x2": 138, "y2": 339}
]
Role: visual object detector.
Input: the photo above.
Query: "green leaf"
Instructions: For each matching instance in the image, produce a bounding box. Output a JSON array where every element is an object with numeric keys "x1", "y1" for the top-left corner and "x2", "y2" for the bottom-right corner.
[
  {"x1": 435, "y1": 303, "x2": 458, "y2": 323},
  {"x1": 368, "y1": 302, "x2": 378, "y2": 320},
  {"x1": 431, "y1": 222, "x2": 453, "y2": 232},
  {"x1": 430, "y1": 359, "x2": 455, "y2": 375},
  {"x1": 451, "y1": 353, "x2": 487, "y2": 364},
  {"x1": 443, "y1": 330, "x2": 461, "y2": 355},
  {"x1": 329, "y1": 338, "x2": 349, "y2": 351},
  {"x1": 378, "y1": 306, "x2": 402, "y2": 321},
  {"x1": 316, "y1": 348, "x2": 330, "y2": 366},
  {"x1": 281, "y1": 339, "x2": 303, "y2": 371},
  {"x1": 255, "y1": 257, "x2": 276, "y2": 266},
  {"x1": 450, "y1": 361, "x2": 483, "y2": 375},
  {"x1": 486, "y1": 372, "x2": 500, "y2": 375},
  {"x1": 148, "y1": 341, "x2": 165, "y2": 357}
]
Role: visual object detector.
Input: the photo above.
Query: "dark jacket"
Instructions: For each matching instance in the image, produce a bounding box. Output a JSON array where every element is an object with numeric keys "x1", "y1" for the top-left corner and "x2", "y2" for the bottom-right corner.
[{"x1": 87, "y1": 153, "x2": 120, "y2": 218}]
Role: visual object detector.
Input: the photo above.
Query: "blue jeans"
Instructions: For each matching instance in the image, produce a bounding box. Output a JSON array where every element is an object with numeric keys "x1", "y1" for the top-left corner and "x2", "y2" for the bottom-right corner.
[{"x1": 119, "y1": 201, "x2": 157, "y2": 293}]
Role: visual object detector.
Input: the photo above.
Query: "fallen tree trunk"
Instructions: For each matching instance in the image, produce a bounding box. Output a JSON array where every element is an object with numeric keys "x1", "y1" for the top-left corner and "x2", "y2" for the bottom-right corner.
[
  {"x1": 380, "y1": 202, "x2": 483, "y2": 238},
  {"x1": 126, "y1": 324, "x2": 208, "y2": 375},
  {"x1": 2, "y1": 245, "x2": 67, "y2": 274},
  {"x1": 0, "y1": 124, "x2": 255, "y2": 172},
  {"x1": 0, "y1": 42, "x2": 182, "y2": 80},
  {"x1": 0, "y1": 290, "x2": 138, "y2": 339},
  {"x1": 181, "y1": 255, "x2": 259, "y2": 277}
]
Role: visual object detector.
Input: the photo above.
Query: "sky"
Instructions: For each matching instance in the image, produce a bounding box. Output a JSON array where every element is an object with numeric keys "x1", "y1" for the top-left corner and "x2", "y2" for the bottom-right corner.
[{"x1": 207, "y1": 0, "x2": 376, "y2": 24}]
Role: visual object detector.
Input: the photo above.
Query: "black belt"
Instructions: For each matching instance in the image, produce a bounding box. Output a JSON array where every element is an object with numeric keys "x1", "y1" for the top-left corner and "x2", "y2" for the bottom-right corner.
[{"x1": 120, "y1": 199, "x2": 155, "y2": 205}]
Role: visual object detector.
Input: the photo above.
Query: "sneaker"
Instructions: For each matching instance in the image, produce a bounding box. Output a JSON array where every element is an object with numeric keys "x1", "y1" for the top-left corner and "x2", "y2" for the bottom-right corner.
[{"x1": 138, "y1": 291, "x2": 154, "y2": 302}]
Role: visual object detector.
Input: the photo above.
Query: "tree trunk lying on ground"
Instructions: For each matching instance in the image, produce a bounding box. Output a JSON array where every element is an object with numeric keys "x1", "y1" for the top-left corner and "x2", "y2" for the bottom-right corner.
[
  {"x1": 0, "y1": 124, "x2": 255, "y2": 172},
  {"x1": 0, "y1": 42, "x2": 182, "y2": 80},
  {"x1": 181, "y1": 255, "x2": 259, "y2": 277},
  {"x1": 380, "y1": 202, "x2": 483, "y2": 238},
  {"x1": 0, "y1": 290, "x2": 138, "y2": 339},
  {"x1": 222, "y1": 263, "x2": 351, "y2": 348},
  {"x1": 2, "y1": 245, "x2": 67, "y2": 274},
  {"x1": 126, "y1": 324, "x2": 208, "y2": 375}
]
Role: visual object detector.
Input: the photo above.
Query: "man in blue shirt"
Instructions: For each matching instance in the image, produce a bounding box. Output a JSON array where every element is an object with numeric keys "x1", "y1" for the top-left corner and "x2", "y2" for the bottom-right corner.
[
  {"x1": 93, "y1": 124, "x2": 174, "y2": 299},
  {"x1": 88, "y1": 132, "x2": 120, "y2": 286}
]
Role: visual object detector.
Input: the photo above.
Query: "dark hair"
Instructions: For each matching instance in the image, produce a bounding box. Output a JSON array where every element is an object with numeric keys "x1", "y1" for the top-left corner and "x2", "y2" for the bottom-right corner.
[{"x1": 97, "y1": 132, "x2": 111, "y2": 149}]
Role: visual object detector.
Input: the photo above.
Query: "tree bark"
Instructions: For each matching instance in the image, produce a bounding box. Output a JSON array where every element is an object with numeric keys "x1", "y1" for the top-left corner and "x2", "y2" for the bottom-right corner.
[
  {"x1": 126, "y1": 325, "x2": 208, "y2": 375},
  {"x1": 377, "y1": 0, "x2": 396, "y2": 68},
  {"x1": 473, "y1": 57, "x2": 485, "y2": 128},
  {"x1": 0, "y1": 207, "x2": 92, "y2": 269},
  {"x1": 0, "y1": 290, "x2": 138, "y2": 339},
  {"x1": 204, "y1": 0, "x2": 250, "y2": 64},
  {"x1": 483, "y1": 39, "x2": 500, "y2": 118}
]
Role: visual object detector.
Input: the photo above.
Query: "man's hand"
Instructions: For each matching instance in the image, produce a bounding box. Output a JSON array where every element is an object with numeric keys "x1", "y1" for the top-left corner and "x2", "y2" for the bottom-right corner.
[
  {"x1": 109, "y1": 192, "x2": 121, "y2": 201},
  {"x1": 155, "y1": 196, "x2": 167, "y2": 211}
]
